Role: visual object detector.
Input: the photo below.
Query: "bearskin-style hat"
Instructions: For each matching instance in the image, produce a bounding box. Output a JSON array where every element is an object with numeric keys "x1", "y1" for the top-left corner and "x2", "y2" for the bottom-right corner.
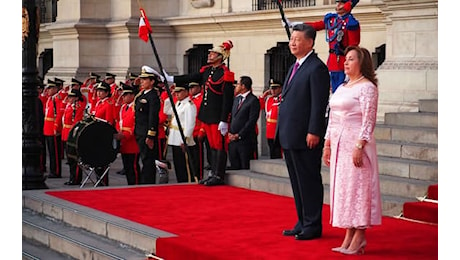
[{"x1": 208, "y1": 40, "x2": 234, "y2": 61}]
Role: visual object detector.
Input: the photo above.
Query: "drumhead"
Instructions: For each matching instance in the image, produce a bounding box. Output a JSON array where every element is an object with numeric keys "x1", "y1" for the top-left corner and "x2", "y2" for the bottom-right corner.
[{"x1": 68, "y1": 118, "x2": 119, "y2": 167}]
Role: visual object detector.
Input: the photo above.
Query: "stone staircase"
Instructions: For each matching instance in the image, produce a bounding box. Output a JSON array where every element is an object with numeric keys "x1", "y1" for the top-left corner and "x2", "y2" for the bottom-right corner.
[
  {"x1": 227, "y1": 99, "x2": 438, "y2": 217},
  {"x1": 22, "y1": 190, "x2": 174, "y2": 259}
]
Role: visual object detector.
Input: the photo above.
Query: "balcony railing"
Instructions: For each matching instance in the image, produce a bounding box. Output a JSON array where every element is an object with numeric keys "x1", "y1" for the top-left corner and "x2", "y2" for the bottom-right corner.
[{"x1": 253, "y1": 0, "x2": 316, "y2": 11}]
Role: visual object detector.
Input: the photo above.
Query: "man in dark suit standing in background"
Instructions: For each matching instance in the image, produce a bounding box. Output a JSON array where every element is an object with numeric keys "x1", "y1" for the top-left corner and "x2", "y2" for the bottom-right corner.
[
  {"x1": 228, "y1": 76, "x2": 260, "y2": 170},
  {"x1": 277, "y1": 23, "x2": 330, "y2": 241}
]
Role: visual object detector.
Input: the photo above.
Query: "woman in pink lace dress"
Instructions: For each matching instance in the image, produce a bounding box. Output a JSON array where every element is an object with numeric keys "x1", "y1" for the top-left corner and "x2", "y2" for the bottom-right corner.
[{"x1": 323, "y1": 46, "x2": 382, "y2": 255}]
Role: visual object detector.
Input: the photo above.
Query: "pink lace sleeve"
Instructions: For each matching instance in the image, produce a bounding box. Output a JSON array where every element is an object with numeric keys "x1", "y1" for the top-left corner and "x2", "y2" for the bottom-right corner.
[{"x1": 358, "y1": 83, "x2": 378, "y2": 141}]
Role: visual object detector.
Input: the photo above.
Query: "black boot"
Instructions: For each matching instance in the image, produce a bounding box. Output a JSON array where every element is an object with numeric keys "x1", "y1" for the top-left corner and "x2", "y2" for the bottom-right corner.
[
  {"x1": 204, "y1": 149, "x2": 226, "y2": 186},
  {"x1": 199, "y1": 149, "x2": 217, "y2": 184}
]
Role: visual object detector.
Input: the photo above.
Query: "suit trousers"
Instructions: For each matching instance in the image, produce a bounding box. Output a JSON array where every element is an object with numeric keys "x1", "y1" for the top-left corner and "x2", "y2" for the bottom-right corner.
[
  {"x1": 283, "y1": 147, "x2": 324, "y2": 234},
  {"x1": 45, "y1": 135, "x2": 62, "y2": 177}
]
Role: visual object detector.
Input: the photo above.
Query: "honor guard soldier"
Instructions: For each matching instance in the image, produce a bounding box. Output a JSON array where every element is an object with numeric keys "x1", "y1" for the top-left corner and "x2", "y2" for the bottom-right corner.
[
  {"x1": 82, "y1": 72, "x2": 101, "y2": 111},
  {"x1": 163, "y1": 83, "x2": 197, "y2": 183},
  {"x1": 134, "y1": 65, "x2": 161, "y2": 184},
  {"x1": 62, "y1": 89, "x2": 86, "y2": 185},
  {"x1": 37, "y1": 77, "x2": 47, "y2": 174},
  {"x1": 259, "y1": 79, "x2": 283, "y2": 159},
  {"x1": 189, "y1": 82, "x2": 206, "y2": 181},
  {"x1": 161, "y1": 40, "x2": 235, "y2": 186},
  {"x1": 67, "y1": 78, "x2": 87, "y2": 106},
  {"x1": 283, "y1": 0, "x2": 360, "y2": 93},
  {"x1": 114, "y1": 83, "x2": 141, "y2": 185},
  {"x1": 91, "y1": 81, "x2": 115, "y2": 126},
  {"x1": 43, "y1": 79, "x2": 64, "y2": 178},
  {"x1": 105, "y1": 72, "x2": 120, "y2": 103}
]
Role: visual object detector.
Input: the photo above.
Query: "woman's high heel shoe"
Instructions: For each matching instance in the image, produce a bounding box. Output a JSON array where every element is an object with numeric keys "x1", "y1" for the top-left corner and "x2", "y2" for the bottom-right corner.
[
  {"x1": 331, "y1": 246, "x2": 347, "y2": 253},
  {"x1": 341, "y1": 240, "x2": 367, "y2": 255}
]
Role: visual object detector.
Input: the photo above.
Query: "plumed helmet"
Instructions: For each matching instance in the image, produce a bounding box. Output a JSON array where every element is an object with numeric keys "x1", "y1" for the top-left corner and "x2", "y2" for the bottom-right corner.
[
  {"x1": 208, "y1": 40, "x2": 234, "y2": 61},
  {"x1": 339, "y1": 0, "x2": 359, "y2": 13}
]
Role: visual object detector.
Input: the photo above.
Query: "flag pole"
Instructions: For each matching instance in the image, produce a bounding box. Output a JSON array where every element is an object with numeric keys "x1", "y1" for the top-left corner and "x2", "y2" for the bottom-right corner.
[
  {"x1": 276, "y1": 0, "x2": 291, "y2": 40},
  {"x1": 140, "y1": 8, "x2": 197, "y2": 182}
]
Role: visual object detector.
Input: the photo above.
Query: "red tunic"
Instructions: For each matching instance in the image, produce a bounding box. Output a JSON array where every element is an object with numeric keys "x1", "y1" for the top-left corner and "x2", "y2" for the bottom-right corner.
[
  {"x1": 43, "y1": 94, "x2": 64, "y2": 136},
  {"x1": 191, "y1": 91, "x2": 205, "y2": 138},
  {"x1": 92, "y1": 97, "x2": 115, "y2": 125},
  {"x1": 260, "y1": 95, "x2": 281, "y2": 139},
  {"x1": 116, "y1": 103, "x2": 139, "y2": 154},
  {"x1": 61, "y1": 100, "x2": 85, "y2": 142}
]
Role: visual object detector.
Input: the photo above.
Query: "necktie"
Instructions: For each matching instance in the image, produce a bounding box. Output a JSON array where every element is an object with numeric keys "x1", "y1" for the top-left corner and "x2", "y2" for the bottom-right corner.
[
  {"x1": 288, "y1": 62, "x2": 299, "y2": 83},
  {"x1": 237, "y1": 96, "x2": 244, "y2": 110}
]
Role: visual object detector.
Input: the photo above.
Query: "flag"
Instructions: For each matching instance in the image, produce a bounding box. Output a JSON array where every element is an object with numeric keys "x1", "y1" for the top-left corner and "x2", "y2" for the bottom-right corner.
[{"x1": 138, "y1": 8, "x2": 152, "y2": 42}]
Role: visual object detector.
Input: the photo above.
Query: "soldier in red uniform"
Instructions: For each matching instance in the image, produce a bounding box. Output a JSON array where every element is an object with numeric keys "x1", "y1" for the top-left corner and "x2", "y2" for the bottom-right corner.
[
  {"x1": 81, "y1": 72, "x2": 101, "y2": 112},
  {"x1": 114, "y1": 84, "x2": 141, "y2": 185},
  {"x1": 284, "y1": 0, "x2": 360, "y2": 93},
  {"x1": 91, "y1": 81, "x2": 115, "y2": 126},
  {"x1": 62, "y1": 89, "x2": 86, "y2": 185},
  {"x1": 189, "y1": 82, "x2": 206, "y2": 181},
  {"x1": 162, "y1": 40, "x2": 235, "y2": 186},
  {"x1": 259, "y1": 79, "x2": 283, "y2": 159},
  {"x1": 105, "y1": 73, "x2": 120, "y2": 104},
  {"x1": 43, "y1": 79, "x2": 64, "y2": 178}
]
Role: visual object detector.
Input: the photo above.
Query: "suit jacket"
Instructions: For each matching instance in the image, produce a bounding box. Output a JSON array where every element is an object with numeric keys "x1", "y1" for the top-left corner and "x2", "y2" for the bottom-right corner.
[
  {"x1": 230, "y1": 92, "x2": 260, "y2": 145},
  {"x1": 276, "y1": 52, "x2": 330, "y2": 150},
  {"x1": 134, "y1": 89, "x2": 160, "y2": 140}
]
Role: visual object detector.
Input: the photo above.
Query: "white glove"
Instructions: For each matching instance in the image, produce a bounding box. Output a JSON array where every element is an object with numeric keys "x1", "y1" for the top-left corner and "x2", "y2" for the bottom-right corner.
[
  {"x1": 162, "y1": 69, "x2": 174, "y2": 83},
  {"x1": 218, "y1": 121, "x2": 228, "y2": 136}
]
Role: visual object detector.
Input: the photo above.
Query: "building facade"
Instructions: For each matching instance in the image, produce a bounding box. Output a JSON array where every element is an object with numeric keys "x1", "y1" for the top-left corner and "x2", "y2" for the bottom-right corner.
[{"x1": 37, "y1": 0, "x2": 438, "y2": 155}]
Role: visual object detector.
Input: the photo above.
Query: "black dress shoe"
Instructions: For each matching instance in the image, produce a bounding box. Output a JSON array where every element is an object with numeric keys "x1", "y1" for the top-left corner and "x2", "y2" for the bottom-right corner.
[
  {"x1": 199, "y1": 175, "x2": 212, "y2": 185},
  {"x1": 282, "y1": 229, "x2": 301, "y2": 236},
  {"x1": 295, "y1": 231, "x2": 322, "y2": 240},
  {"x1": 204, "y1": 176, "x2": 224, "y2": 186},
  {"x1": 64, "y1": 181, "x2": 81, "y2": 186}
]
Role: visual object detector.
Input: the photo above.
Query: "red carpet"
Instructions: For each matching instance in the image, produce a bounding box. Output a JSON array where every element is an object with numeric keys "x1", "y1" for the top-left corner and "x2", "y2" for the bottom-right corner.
[{"x1": 47, "y1": 185, "x2": 437, "y2": 259}]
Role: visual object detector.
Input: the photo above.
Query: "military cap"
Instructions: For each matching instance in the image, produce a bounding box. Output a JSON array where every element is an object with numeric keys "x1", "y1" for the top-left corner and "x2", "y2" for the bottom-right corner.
[
  {"x1": 71, "y1": 78, "x2": 83, "y2": 86},
  {"x1": 128, "y1": 72, "x2": 138, "y2": 80},
  {"x1": 105, "y1": 73, "x2": 116, "y2": 79},
  {"x1": 46, "y1": 79, "x2": 57, "y2": 88},
  {"x1": 120, "y1": 82, "x2": 135, "y2": 95},
  {"x1": 95, "y1": 81, "x2": 111, "y2": 92},
  {"x1": 173, "y1": 83, "x2": 190, "y2": 92},
  {"x1": 269, "y1": 79, "x2": 282, "y2": 88},
  {"x1": 139, "y1": 65, "x2": 156, "y2": 78},
  {"x1": 89, "y1": 72, "x2": 101, "y2": 79},
  {"x1": 188, "y1": 82, "x2": 200, "y2": 88},
  {"x1": 54, "y1": 77, "x2": 65, "y2": 85},
  {"x1": 68, "y1": 89, "x2": 83, "y2": 101}
]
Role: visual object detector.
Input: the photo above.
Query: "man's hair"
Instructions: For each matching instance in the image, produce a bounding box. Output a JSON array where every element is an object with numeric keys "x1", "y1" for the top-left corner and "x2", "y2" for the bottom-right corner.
[
  {"x1": 292, "y1": 23, "x2": 317, "y2": 44},
  {"x1": 240, "y1": 76, "x2": 253, "y2": 91}
]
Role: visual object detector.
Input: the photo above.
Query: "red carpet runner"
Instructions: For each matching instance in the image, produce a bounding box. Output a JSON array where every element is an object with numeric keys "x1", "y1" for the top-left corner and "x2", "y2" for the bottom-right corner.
[{"x1": 47, "y1": 185, "x2": 437, "y2": 259}]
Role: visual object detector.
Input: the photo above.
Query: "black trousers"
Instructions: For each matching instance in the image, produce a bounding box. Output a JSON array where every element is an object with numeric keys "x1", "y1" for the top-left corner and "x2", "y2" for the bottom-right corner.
[
  {"x1": 267, "y1": 138, "x2": 282, "y2": 159},
  {"x1": 171, "y1": 145, "x2": 195, "y2": 183},
  {"x1": 121, "y1": 153, "x2": 141, "y2": 185},
  {"x1": 136, "y1": 135, "x2": 158, "y2": 184},
  {"x1": 228, "y1": 141, "x2": 253, "y2": 170},
  {"x1": 190, "y1": 136, "x2": 204, "y2": 181},
  {"x1": 283, "y1": 147, "x2": 324, "y2": 235},
  {"x1": 45, "y1": 135, "x2": 62, "y2": 177}
]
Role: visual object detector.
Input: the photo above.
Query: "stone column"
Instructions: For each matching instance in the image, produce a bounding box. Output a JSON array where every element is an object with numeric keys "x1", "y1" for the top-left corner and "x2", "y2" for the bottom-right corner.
[{"x1": 377, "y1": 0, "x2": 438, "y2": 120}]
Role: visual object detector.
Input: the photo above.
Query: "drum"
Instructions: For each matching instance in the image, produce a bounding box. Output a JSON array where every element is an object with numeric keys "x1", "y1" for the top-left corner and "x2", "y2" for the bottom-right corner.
[{"x1": 67, "y1": 117, "x2": 119, "y2": 167}]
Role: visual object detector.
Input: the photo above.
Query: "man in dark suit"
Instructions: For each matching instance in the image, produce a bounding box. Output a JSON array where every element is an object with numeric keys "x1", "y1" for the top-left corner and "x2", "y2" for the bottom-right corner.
[
  {"x1": 134, "y1": 65, "x2": 161, "y2": 184},
  {"x1": 276, "y1": 23, "x2": 330, "y2": 240},
  {"x1": 228, "y1": 76, "x2": 260, "y2": 170}
]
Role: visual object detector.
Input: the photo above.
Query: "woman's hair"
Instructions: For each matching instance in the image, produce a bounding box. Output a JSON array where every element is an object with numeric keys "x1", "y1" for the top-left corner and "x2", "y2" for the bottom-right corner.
[{"x1": 345, "y1": 46, "x2": 378, "y2": 87}]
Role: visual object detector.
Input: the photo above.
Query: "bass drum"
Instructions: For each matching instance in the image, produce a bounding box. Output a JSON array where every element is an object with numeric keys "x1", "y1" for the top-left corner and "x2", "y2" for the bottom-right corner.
[{"x1": 67, "y1": 117, "x2": 119, "y2": 167}]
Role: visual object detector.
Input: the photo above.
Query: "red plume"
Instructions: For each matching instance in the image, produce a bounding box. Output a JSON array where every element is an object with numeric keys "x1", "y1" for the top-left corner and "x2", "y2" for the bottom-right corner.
[{"x1": 222, "y1": 40, "x2": 233, "y2": 51}]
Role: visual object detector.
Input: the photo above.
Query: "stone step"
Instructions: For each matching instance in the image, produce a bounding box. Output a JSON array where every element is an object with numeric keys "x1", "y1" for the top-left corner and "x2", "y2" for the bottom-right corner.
[
  {"x1": 23, "y1": 237, "x2": 77, "y2": 260},
  {"x1": 378, "y1": 156, "x2": 437, "y2": 182},
  {"x1": 22, "y1": 190, "x2": 175, "y2": 255},
  {"x1": 375, "y1": 124, "x2": 438, "y2": 145},
  {"x1": 384, "y1": 112, "x2": 437, "y2": 128},
  {"x1": 376, "y1": 140, "x2": 437, "y2": 163},
  {"x1": 226, "y1": 170, "x2": 416, "y2": 216},
  {"x1": 418, "y1": 99, "x2": 438, "y2": 113},
  {"x1": 22, "y1": 208, "x2": 148, "y2": 260}
]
